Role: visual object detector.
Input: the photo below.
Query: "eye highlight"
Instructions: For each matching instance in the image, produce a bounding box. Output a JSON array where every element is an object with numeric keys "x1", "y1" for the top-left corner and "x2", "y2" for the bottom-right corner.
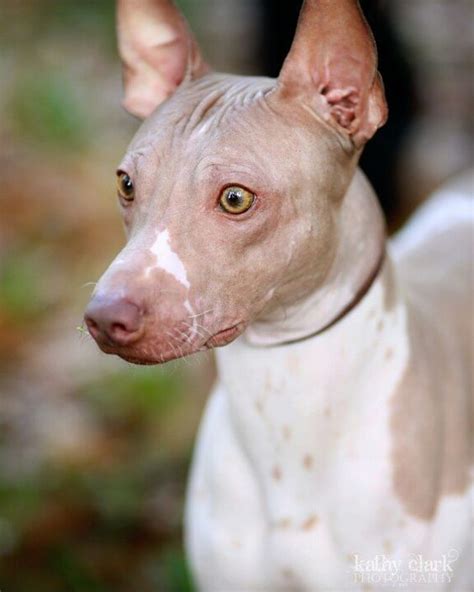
[
  {"x1": 219, "y1": 186, "x2": 255, "y2": 215},
  {"x1": 116, "y1": 171, "x2": 134, "y2": 202}
]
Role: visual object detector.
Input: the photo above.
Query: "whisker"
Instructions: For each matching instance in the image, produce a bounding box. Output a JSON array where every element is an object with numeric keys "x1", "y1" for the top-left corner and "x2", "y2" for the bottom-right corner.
[
  {"x1": 76, "y1": 324, "x2": 93, "y2": 341},
  {"x1": 175, "y1": 326, "x2": 194, "y2": 345},
  {"x1": 169, "y1": 328, "x2": 188, "y2": 351},
  {"x1": 165, "y1": 333, "x2": 181, "y2": 360},
  {"x1": 181, "y1": 321, "x2": 206, "y2": 342},
  {"x1": 193, "y1": 322, "x2": 213, "y2": 338},
  {"x1": 176, "y1": 342, "x2": 186, "y2": 362},
  {"x1": 180, "y1": 318, "x2": 199, "y2": 342},
  {"x1": 187, "y1": 308, "x2": 214, "y2": 320}
]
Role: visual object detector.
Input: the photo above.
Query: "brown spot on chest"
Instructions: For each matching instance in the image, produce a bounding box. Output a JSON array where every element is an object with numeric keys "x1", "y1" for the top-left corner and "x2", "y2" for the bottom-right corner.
[
  {"x1": 390, "y1": 305, "x2": 471, "y2": 520},
  {"x1": 274, "y1": 517, "x2": 292, "y2": 529},
  {"x1": 272, "y1": 465, "x2": 282, "y2": 481},
  {"x1": 303, "y1": 454, "x2": 314, "y2": 470},
  {"x1": 301, "y1": 514, "x2": 319, "y2": 530}
]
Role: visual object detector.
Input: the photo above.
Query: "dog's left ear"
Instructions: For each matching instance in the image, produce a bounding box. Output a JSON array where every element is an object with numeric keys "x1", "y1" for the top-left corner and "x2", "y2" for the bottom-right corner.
[
  {"x1": 117, "y1": 0, "x2": 208, "y2": 119},
  {"x1": 277, "y1": 0, "x2": 387, "y2": 148}
]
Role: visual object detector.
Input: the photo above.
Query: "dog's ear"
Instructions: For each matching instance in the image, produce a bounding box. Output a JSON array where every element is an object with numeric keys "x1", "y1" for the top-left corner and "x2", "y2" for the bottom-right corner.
[
  {"x1": 277, "y1": 0, "x2": 387, "y2": 148},
  {"x1": 117, "y1": 0, "x2": 208, "y2": 119}
]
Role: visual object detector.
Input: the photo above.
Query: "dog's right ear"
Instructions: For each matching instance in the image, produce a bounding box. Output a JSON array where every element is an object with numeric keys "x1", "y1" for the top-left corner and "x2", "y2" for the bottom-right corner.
[
  {"x1": 117, "y1": 0, "x2": 208, "y2": 119},
  {"x1": 276, "y1": 0, "x2": 387, "y2": 149}
]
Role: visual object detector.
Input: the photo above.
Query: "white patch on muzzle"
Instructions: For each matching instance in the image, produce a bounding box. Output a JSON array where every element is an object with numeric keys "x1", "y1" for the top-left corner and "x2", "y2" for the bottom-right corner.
[{"x1": 147, "y1": 229, "x2": 190, "y2": 289}]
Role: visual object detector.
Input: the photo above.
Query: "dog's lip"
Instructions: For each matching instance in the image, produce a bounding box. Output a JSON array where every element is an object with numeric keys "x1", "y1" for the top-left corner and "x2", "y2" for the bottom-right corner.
[
  {"x1": 204, "y1": 322, "x2": 244, "y2": 348},
  {"x1": 117, "y1": 354, "x2": 161, "y2": 366}
]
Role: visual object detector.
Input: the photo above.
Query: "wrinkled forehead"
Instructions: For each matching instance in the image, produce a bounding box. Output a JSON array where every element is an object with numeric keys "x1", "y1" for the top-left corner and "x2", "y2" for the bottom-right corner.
[
  {"x1": 122, "y1": 75, "x2": 304, "y2": 168},
  {"x1": 138, "y1": 74, "x2": 274, "y2": 134}
]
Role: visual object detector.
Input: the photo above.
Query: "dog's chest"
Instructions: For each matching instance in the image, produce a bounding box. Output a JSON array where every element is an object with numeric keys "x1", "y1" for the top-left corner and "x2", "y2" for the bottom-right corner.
[
  {"x1": 218, "y1": 315, "x2": 410, "y2": 525},
  {"x1": 186, "y1": 270, "x2": 427, "y2": 590}
]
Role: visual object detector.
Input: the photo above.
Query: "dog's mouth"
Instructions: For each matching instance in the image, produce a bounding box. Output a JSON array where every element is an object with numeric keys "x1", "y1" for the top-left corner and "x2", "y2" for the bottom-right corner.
[
  {"x1": 204, "y1": 323, "x2": 243, "y2": 348},
  {"x1": 93, "y1": 322, "x2": 245, "y2": 365}
]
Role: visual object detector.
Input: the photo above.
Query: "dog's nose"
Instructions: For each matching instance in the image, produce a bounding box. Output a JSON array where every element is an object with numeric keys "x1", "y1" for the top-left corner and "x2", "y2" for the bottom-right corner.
[{"x1": 84, "y1": 295, "x2": 144, "y2": 346}]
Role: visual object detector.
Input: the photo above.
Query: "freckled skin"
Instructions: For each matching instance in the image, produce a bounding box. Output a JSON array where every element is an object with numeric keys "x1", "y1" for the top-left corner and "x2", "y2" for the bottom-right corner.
[
  {"x1": 302, "y1": 515, "x2": 319, "y2": 530},
  {"x1": 272, "y1": 465, "x2": 283, "y2": 481}
]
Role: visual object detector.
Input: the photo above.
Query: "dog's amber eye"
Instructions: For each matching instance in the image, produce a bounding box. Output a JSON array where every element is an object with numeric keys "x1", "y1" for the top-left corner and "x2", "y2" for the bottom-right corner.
[
  {"x1": 219, "y1": 186, "x2": 255, "y2": 215},
  {"x1": 116, "y1": 171, "x2": 134, "y2": 202}
]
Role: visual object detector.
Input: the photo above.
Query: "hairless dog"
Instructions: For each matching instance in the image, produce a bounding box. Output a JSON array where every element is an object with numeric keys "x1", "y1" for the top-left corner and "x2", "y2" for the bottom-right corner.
[{"x1": 85, "y1": 1, "x2": 473, "y2": 590}]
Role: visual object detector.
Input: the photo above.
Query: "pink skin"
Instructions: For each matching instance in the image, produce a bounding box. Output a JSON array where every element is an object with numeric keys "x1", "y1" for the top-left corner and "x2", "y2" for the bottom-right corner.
[{"x1": 85, "y1": 0, "x2": 387, "y2": 365}]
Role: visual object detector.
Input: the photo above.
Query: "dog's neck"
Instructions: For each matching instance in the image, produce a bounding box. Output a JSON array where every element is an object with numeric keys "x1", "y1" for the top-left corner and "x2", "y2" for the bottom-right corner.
[{"x1": 245, "y1": 169, "x2": 386, "y2": 346}]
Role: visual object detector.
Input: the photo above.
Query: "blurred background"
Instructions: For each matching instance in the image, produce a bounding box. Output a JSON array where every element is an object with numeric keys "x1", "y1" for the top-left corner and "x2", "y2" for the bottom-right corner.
[{"x1": 0, "y1": 0, "x2": 472, "y2": 590}]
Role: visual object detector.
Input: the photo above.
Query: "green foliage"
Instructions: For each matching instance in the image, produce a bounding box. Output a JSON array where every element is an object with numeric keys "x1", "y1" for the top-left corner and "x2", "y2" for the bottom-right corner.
[
  {"x1": 141, "y1": 547, "x2": 196, "y2": 592},
  {"x1": 0, "y1": 478, "x2": 46, "y2": 532},
  {"x1": 8, "y1": 73, "x2": 88, "y2": 152},
  {"x1": 45, "y1": 0, "x2": 116, "y2": 50},
  {"x1": 0, "y1": 439, "x2": 194, "y2": 591},
  {"x1": 162, "y1": 549, "x2": 196, "y2": 592},
  {"x1": 49, "y1": 546, "x2": 106, "y2": 592},
  {"x1": 80, "y1": 467, "x2": 150, "y2": 527},
  {"x1": 0, "y1": 0, "x2": 116, "y2": 54},
  {"x1": 81, "y1": 365, "x2": 184, "y2": 422},
  {"x1": 0, "y1": 249, "x2": 50, "y2": 323}
]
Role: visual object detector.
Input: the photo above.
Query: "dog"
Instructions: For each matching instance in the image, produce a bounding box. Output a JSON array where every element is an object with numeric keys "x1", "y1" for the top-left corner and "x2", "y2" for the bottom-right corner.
[{"x1": 85, "y1": 0, "x2": 473, "y2": 589}]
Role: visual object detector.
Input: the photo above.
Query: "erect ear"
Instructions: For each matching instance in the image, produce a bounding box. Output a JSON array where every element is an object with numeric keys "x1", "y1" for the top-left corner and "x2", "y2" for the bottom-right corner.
[
  {"x1": 277, "y1": 0, "x2": 387, "y2": 148},
  {"x1": 116, "y1": 0, "x2": 209, "y2": 119}
]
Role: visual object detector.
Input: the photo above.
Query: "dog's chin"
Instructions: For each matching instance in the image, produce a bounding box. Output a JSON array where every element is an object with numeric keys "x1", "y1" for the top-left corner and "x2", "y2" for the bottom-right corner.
[
  {"x1": 98, "y1": 342, "x2": 199, "y2": 365},
  {"x1": 95, "y1": 322, "x2": 247, "y2": 366}
]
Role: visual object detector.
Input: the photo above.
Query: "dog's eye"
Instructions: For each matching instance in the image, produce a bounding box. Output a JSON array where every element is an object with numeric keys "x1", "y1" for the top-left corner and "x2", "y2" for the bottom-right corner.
[
  {"x1": 116, "y1": 171, "x2": 134, "y2": 202},
  {"x1": 219, "y1": 186, "x2": 255, "y2": 215}
]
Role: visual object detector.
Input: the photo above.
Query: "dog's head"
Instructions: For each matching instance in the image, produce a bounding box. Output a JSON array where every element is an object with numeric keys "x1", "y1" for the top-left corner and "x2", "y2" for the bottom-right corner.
[{"x1": 85, "y1": 0, "x2": 387, "y2": 364}]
